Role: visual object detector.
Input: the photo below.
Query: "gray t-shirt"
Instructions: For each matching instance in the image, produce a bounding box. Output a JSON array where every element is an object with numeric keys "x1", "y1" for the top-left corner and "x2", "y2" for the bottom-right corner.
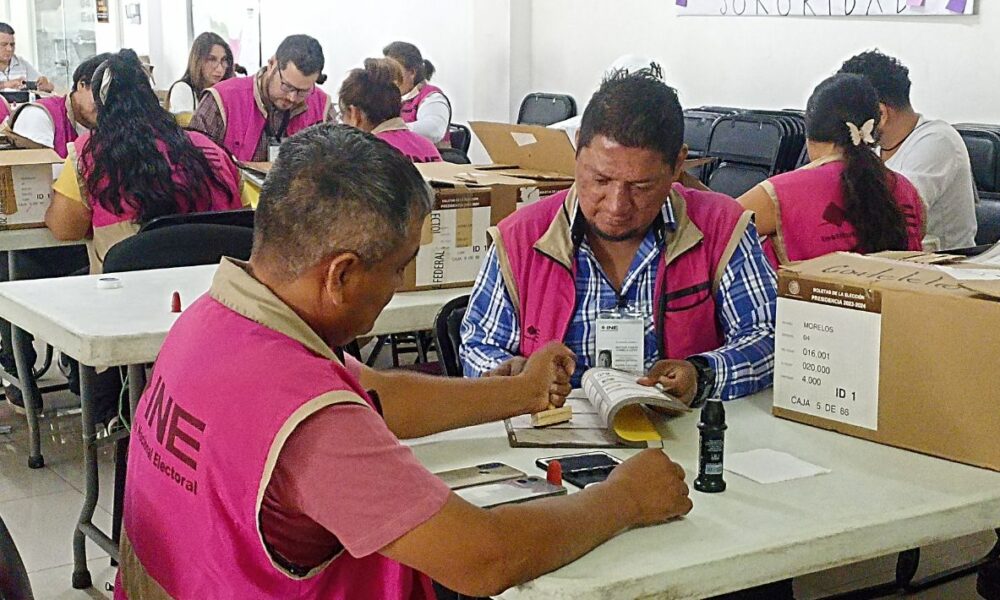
[{"x1": 884, "y1": 116, "x2": 978, "y2": 250}]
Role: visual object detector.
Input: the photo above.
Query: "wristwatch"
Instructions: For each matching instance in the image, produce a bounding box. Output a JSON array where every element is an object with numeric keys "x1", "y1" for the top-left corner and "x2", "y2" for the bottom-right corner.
[{"x1": 687, "y1": 356, "x2": 716, "y2": 409}]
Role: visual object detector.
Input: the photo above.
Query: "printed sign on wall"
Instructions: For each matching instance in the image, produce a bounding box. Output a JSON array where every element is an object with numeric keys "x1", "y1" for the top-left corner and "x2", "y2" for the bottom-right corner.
[{"x1": 676, "y1": 0, "x2": 975, "y2": 16}]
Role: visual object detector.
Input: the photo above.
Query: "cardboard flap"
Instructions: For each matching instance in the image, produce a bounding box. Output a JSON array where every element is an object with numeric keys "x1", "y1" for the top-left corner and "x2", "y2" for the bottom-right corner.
[
  {"x1": 0, "y1": 148, "x2": 61, "y2": 166},
  {"x1": 415, "y1": 162, "x2": 535, "y2": 187},
  {"x1": 239, "y1": 162, "x2": 272, "y2": 177},
  {"x1": 470, "y1": 121, "x2": 576, "y2": 176}
]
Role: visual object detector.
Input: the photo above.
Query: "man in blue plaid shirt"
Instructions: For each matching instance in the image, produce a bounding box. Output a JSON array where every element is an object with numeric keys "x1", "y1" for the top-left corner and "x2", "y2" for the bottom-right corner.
[{"x1": 459, "y1": 72, "x2": 777, "y2": 407}]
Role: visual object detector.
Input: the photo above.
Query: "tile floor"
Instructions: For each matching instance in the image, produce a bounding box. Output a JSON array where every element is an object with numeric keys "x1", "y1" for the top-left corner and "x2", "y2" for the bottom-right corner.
[{"x1": 0, "y1": 368, "x2": 994, "y2": 599}]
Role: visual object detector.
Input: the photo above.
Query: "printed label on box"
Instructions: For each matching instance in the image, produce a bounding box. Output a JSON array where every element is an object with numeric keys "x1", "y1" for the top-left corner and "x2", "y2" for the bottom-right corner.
[
  {"x1": 773, "y1": 297, "x2": 881, "y2": 430},
  {"x1": 0, "y1": 164, "x2": 54, "y2": 227},
  {"x1": 416, "y1": 206, "x2": 492, "y2": 287}
]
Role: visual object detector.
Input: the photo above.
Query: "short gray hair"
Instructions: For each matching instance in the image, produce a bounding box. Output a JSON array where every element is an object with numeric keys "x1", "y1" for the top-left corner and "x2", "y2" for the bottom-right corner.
[{"x1": 252, "y1": 124, "x2": 433, "y2": 280}]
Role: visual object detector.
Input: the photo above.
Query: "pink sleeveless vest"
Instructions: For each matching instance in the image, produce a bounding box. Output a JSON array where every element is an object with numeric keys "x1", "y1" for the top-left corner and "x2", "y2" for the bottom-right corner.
[
  {"x1": 76, "y1": 130, "x2": 241, "y2": 228},
  {"x1": 0, "y1": 97, "x2": 10, "y2": 125},
  {"x1": 377, "y1": 128, "x2": 443, "y2": 163},
  {"x1": 212, "y1": 75, "x2": 329, "y2": 161},
  {"x1": 119, "y1": 292, "x2": 436, "y2": 598},
  {"x1": 497, "y1": 186, "x2": 748, "y2": 360},
  {"x1": 10, "y1": 95, "x2": 78, "y2": 158},
  {"x1": 763, "y1": 160, "x2": 925, "y2": 268},
  {"x1": 401, "y1": 83, "x2": 451, "y2": 146}
]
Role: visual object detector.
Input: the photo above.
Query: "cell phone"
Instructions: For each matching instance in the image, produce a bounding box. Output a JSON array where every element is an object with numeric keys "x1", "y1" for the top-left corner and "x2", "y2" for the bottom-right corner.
[
  {"x1": 454, "y1": 476, "x2": 566, "y2": 508},
  {"x1": 23, "y1": 81, "x2": 37, "y2": 91},
  {"x1": 536, "y1": 451, "x2": 623, "y2": 489},
  {"x1": 435, "y1": 462, "x2": 526, "y2": 490}
]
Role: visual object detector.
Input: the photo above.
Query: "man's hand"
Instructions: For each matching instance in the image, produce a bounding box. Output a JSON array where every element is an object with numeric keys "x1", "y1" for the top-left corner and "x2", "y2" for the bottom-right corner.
[
  {"x1": 36, "y1": 76, "x2": 53, "y2": 93},
  {"x1": 3, "y1": 78, "x2": 24, "y2": 91},
  {"x1": 484, "y1": 356, "x2": 528, "y2": 378},
  {"x1": 638, "y1": 359, "x2": 698, "y2": 406},
  {"x1": 606, "y1": 449, "x2": 692, "y2": 527},
  {"x1": 518, "y1": 342, "x2": 575, "y2": 414}
]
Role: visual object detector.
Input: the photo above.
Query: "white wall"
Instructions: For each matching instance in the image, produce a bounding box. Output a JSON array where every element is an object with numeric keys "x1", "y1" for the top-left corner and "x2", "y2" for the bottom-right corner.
[{"x1": 530, "y1": 1, "x2": 1000, "y2": 125}]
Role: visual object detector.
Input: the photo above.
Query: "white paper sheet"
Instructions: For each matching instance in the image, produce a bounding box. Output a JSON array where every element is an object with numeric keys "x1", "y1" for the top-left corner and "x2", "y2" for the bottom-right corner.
[
  {"x1": 725, "y1": 449, "x2": 830, "y2": 484},
  {"x1": 937, "y1": 266, "x2": 1000, "y2": 281}
]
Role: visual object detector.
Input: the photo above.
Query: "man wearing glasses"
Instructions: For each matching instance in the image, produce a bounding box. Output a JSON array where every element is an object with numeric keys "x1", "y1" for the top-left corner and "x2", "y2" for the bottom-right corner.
[
  {"x1": 460, "y1": 72, "x2": 778, "y2": 412},
  {"x1": 190, "y1": 34, "x2": 333, "y2": 162}
]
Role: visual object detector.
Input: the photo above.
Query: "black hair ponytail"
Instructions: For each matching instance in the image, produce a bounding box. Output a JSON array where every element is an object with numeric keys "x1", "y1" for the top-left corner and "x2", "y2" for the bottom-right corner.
[{"x1": 805, "y1": 73, "x2": 908, "y2": 253}]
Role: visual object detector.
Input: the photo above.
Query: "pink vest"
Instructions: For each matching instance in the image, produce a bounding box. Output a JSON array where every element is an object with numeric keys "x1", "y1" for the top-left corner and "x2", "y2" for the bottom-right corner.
[
  {"x1": 763, "y1": 160, "x2": 925, "y2": 268},
  {"x1": 0, "y1": 97, "x2": 10, "y2": 124},
  {"x1": 75, "y1": 130, "x2": 242, "y2": 228},
  {"x1": 377, "y1": 128, "x2": 443, "y2": 163},
  {"x1": 497, "y1": 186, "x2": 748, "y2": 360},
  {"x1": 401, "y1": 83, "x2": 451, "y2": 146},
  {"x1": 9, "y1": 95, "x2": 78, "y2": 158},
  {"x1": 118, "y1": 293, "x2": 437, "y2": 599},
  {"x1": 212, "y1": 75, "x2": 329, "y2": 161}
]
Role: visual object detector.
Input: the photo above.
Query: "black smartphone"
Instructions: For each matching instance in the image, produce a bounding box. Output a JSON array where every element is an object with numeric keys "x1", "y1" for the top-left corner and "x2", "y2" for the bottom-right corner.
[
  {"x1": 23, "y1": 81, "x2": 38, "y2": 91},
  {"x1": 536, "y1": 451, "x2": 623, "y2": 489}
]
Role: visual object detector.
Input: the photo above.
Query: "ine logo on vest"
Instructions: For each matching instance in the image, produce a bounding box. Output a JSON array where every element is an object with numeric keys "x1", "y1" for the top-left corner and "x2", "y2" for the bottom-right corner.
[{"x1": 135, "y1": 377, "x2": 206, "y2": 496}]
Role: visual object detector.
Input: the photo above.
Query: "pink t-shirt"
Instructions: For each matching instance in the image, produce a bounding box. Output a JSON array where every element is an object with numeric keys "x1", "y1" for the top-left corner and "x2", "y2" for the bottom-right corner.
[{"x1": 260, "y1": 353, "x2": 450, "y2": 599}]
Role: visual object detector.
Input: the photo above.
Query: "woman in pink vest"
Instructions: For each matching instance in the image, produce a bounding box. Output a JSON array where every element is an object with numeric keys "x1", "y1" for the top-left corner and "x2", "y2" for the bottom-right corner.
[
  {"x1": 383, "y1": 41, "x2": 452, "y2": 147},
  {"x1": 738, "y1": 74, "x2": 925, "y2": 269},
  {"x1": 339, "y1": 58, "x2": 442, "y2": 163},
  {"x1": 166, "y1": 32, "x2": 235, "y2": 123},
  {"x1": 45, "y1": 49, "x2": 242, "y2": 275}
]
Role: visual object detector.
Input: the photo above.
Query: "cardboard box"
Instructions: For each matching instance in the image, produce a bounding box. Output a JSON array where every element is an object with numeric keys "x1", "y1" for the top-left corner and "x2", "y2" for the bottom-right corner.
[
  {"x1": 0, "y1": 149, "x2": 61, "y2": 229},
  {"x1": 772, "y1": 251, "x2": 1000, "y2": 471}
]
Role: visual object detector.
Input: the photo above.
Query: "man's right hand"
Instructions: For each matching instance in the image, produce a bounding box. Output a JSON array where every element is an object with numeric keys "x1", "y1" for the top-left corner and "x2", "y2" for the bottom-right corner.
[
  {"x1": 484, "y1": 356, "x2": 528, "y2": 377},
  {"x1": 606, "y1": 449, "x2": 692, "y2": 527},
  {"x1": 2, "y1": 78, "x2": 24, "y2": 90}
]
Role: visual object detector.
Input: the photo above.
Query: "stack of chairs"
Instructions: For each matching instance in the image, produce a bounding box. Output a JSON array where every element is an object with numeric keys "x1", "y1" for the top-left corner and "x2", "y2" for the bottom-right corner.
[{"x1": 955, "y1": 123, "x2": 1000, "y2": 246}]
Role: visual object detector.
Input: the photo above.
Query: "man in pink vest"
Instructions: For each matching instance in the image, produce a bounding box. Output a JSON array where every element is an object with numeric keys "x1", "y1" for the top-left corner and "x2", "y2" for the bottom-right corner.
[
  {"x1": 116, "y1": 124, "x2": 693, "y2": 599},
  {"x1": 461, "y1": 72, "x2": 778, "y2": 408},
  {"x1": 3, "y1": 52, "x2": 109, "y2": 158},
  {"x1": 189, "y1": 34, "x2": 332, "y2": 162}
]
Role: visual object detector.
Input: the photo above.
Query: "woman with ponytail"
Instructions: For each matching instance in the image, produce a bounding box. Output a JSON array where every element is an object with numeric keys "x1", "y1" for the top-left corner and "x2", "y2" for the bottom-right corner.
[
  {"x1": 45, "y1": 49, "x2": 242, "y2": 274},
  {"x1": 383, "y1": 41, "x2": 452, "y2": 146},
  {"x1": 738, "y1": 73, "x2": 925, "y2": 269},
  {"x1": 339, "y1": 58, "x2": 441, "y2": 163}
]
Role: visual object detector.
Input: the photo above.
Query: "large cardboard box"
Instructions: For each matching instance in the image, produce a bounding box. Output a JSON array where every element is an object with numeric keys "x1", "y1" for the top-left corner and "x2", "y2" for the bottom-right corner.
[
  {"x1": 0, "y1": 149, "x2": 61, "y2": 229},
  {"x1": 772, "y1": 251, "x2": 1000, "y2": 471}
]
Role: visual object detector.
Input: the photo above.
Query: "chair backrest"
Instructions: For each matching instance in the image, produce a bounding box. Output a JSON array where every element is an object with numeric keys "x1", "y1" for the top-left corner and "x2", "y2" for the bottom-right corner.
[
  {"x1": 434, "y1": 295, "x2": 470, "y2": 377},
  {"x1": 440, "y1": 147, "x2": 471, "y2": 165},
  {"x1": 517, "y1": 93, "x2": 577, "y2": 126},
  {"x1": 103, "y1": 224, "x2": 254, "y2": 273},
  {"x1": 976, "y1": 195, "x2": 1000, "y2": 246},
  {"x1": 0, "y1": 514, "x2": 33, "y2": 600},
  {"x1": 138, "y1": 208, "x2": 254, "y2": 234},
  {"x1": 707, "y1": 162, "x2": 770, "y2": 198},
  {"x1": 448, "y1": 123, "x2": 472, "y2": 154},
  {"x1": 956, "y1": 126, "x2": 1000, "y2": 193}
]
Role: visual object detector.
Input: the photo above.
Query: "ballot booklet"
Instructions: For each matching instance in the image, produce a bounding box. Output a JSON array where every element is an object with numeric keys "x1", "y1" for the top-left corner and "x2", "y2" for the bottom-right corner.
[{"x1": 505, "y1": 368, "x2": 690, "y2": 448}]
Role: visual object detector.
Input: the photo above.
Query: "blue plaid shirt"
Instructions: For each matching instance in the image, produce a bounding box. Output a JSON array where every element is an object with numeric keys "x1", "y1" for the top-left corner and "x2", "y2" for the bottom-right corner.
[{"x1": 459, "y1": 201, "x2": 777, "y2": 401}]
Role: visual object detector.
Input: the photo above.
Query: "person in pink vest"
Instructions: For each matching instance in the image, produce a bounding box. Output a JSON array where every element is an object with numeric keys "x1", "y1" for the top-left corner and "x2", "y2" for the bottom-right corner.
[
  {"x1": 189, "y1": 34, "x2": 333, "y2": 162},
  {"x1": 0, "y1": 94, "x2": 9, "y2": 123},
  {"x1": 339, "y1": 57, "x2": 442, "y2": 163},
  {"x1": 3, "y1": 52, "x2": 110, "y2": 158},
  {"x1": 115, "y1": 124, "x2": 693, "y2": 599},
  {"x1": 461, "y1": 71, "x2": 779, "y2": 410},
  {"x1": 738, "y1": 74, "x2": 926, "y2": 270},
  {"x1": 384, "y1": 41, "x2": 452, "y2": 147}
]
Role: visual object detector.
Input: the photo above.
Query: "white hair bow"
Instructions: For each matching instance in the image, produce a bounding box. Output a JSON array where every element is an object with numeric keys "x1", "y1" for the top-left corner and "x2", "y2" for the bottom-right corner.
[{"x1": 846, "y1": 119, "x2": 876, "y2": 147}]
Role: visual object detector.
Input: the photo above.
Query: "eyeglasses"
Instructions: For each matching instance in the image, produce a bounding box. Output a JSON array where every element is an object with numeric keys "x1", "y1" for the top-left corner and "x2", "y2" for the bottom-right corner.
[
  {"x1": 205, "y1": 55, "x2": 231, "y2": 68},
  {"x1": 277, "y1": 69, "x2": 314, "y2": 99}
]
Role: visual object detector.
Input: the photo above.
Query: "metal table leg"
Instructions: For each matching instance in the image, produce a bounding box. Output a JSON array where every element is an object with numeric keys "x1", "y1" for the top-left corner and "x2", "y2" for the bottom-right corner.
[
  {"x1": 72, "y1": 364, "x2": 119, "y2": 589},
  {"x1": 111, "y1": 364, "x2": 147, "y2": 565},
  {"x1": 8, "y1": 250, "x2": 45, "y2": 469}
]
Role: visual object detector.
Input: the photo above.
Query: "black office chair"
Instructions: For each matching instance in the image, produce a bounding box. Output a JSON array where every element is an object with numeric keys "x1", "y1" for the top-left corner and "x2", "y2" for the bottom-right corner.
[
  {"x1": 440, "y1": 147, "x2": 471, "y2": 164},
  {"x1": 0, "y1": 513, "x2": 33, "y2": 600},
  {"x1": 448, "y1": 124, "x2": 472, "y2": 154},
  {"x1": 104, "y1": 224, "x2": 253, "y2": 272},
  {"x1": 434, "y1": 295, "x2": 470, "y2": 377},
  {"x1": 517, "y1": 93, "x2": 577, "y2": 126},
  {"x1": 138, "y1": 208, "x2": 255, "y2": 234},
  {"x1": 976, "y1": 198, "x2": 1000, "y2": 246}
]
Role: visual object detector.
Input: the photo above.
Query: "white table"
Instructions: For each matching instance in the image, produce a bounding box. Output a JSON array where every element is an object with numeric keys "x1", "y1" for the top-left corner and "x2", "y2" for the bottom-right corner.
[
  {"x1": 409, "y1": 392, "x2": 1000, "y2": 600},
  {"x1": 0, "y1": 264, "x2": 471, "y2": 589},
  {"x1": 0, "y1": 227, "x2": 84, "y2": 253}
]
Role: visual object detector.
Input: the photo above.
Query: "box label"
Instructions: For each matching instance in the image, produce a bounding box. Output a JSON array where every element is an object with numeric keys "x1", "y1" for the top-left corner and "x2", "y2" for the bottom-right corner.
[
  {"x1": 0, "y1": 164, "x2": 54, "y2": 227},
  {"x1": 416, "y1": 205, "x2": 491, "y2": 287},
  {"x1": 773, "y1": 297, "x2": 882, "y2": 430}
]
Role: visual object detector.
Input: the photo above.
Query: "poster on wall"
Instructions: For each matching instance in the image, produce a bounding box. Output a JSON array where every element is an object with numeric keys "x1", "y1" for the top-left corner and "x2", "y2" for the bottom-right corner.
[
  {"x1": 676, "y1": 0, "x2": 976, "y2": 16},
  {"x1": 190, "y1": 0, "x2": 262, "y2": 71},
  {"x1": 96, "y1": 0, "x2": 110, "y2": 23}
]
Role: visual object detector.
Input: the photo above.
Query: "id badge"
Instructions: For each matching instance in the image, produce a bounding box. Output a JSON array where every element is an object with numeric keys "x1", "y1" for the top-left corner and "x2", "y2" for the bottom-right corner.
[
  {"x1": 268, "y1": 144, "x2": 281, "y2": 162},
  {"x1": 596, "y1": 308, "x2": 645, "y2": 374}
]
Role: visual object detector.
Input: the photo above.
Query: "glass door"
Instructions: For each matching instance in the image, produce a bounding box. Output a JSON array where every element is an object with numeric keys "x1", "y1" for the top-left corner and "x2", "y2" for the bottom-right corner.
[{"x1": 32, "y1": 0, "x2": 97, "y2": 92}]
